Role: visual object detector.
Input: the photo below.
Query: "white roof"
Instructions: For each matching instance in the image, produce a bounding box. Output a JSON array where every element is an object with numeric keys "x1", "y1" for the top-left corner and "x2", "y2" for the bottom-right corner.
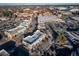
[
  {"x1": 70, "y1": 9, "x2": 79, "y2": 12},
  {"x1": 0, "y1": 17, "x2": 7, "y2": 21},
  {"x1": 56, "y1": 7, "x2": 67, "y2": 10},
  {"x1": 23, "y1": 30, "x2": 43, "y2": 44},
  {"x1": 38, "y1": 15, "x2": 63, "y2": 23},
  {"x1": 7, "y1": 25, "x2": 26, "y2": 35},
  {"x1": 20, "y1": 20, "x2": 31, "y2": 27},
  {"x1": 6, "y1": 19, "x2": 31, "y2": 34},
  {"x1": 0, "y1": 49, "x2": 9, "y2": 56},
  {"x1": 23, "y1": 36, "x2": 32, "y2": 41},
  {"x1": 23, "y1": 8, "x2": 30, "y2": 11},
  {"x1": 8, "y1": 25, "x2": 24, "y2": 32},
  {"x1": 71, "y1": 17, "x2": 79, "y2": 21}
]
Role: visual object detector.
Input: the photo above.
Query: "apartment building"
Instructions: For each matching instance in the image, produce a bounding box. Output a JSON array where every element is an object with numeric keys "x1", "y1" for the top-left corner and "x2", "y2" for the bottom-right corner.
[
  {"x1": 4, "y1": 25, "x2": 26, "y2": 40},
  {"x1": 22, "y1": 30, "x2": 52, "y2": 55}
]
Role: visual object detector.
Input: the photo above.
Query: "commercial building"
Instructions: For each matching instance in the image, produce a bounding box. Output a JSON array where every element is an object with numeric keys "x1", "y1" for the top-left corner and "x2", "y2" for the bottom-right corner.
[
  {"x1": 38, "y1": 15, "x2": 64, "y2": 23},
  {"x1": 68, "y1": 16, "x2": 79, "y2": 27},
  {"x1": 70, "y1": 16, "x2": 79, "y2": 21},
  {"x1": 56, "y1": 7, "x2": 67, "y2": 10},
  {"x1": 70, "y1": 9, "x2": 79, "y2": 12},
  {"x1": 0, "y1": 17, "x2": 9, "y2": 21},
  {"x1": 38, "y1": 15, "x2": 65, "y2": 30},
  {"x1": 64, "y1": 31, "x2": 79, "y2": 45},
  {"x1": 22, "y1": 30, "x2": 52, "y2": 55},
  {"x1": 22, "y1": 30, "x2": 45, "y2": 49},
  {"x1": 4, "y1": 25, "x2": 26, "y2": 40},
  {"x1": 20, "y1": 20, "x2": 31, "y2": 28},
  {"x1": 70, "y1": 9, "x2": 79, "y2": 14},
  {"x1": 4, "y1": 17, "x2": 36, "y2": 40}
]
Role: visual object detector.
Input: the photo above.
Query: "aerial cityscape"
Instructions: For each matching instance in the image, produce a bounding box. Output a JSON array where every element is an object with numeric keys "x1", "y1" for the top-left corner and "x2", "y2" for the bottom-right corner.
[{"x1": 0, "y1": 3, "x2": 79, "y2": 56}]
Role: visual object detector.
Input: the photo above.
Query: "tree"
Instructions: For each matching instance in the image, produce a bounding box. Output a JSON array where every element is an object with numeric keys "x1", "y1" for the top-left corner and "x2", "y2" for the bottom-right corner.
[
  {"x1": 2, "y1": 10, "x2": 13, "y2": 17},
  {"x1": 56, "y1": 32, "x2": 67, "y2": 45}
]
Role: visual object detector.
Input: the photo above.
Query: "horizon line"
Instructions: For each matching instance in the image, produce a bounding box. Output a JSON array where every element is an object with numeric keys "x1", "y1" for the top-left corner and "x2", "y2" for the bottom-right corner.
[{"x1": 0, "y1": 3, "x2": 79, "y2": 6}]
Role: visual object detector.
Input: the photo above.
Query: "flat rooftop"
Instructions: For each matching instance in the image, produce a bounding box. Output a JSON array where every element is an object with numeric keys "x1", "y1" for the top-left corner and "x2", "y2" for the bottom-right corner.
[
  {"x1": 6, "y1": 25, "x2": 26, "y2": 35},
  {"x1": 71, "y1": 16, "x2": 79, "y2": 21},
  {"x1": 23, "y1": 30, "x2": 43, "y2": 44},
  {"x1": 38, "y1": 15, "x2": 64, "y2": 23},
  {"x1": 70, "y1": 9, "x2": 79, "y2": 12}
]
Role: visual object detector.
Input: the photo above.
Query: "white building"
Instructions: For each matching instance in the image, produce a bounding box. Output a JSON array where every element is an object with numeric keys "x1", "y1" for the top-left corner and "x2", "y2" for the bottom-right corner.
[
  {"x1": 4, "y1": 15, "x2": 37, "y2": 40},
  {"x1": 22, "y1": 30, "x2": 45, "y2": 49},
  {"x1": 4, "y1": 25, "x2": 26, "y2": 40},
  {"x1": 56, "y1": 7, "x2": 67, "y2": 10},
  {"x1": 20, "y1": 20, "x2": 31, "y2": 28},
  {"x1": 38, "y1": 15, "x2": 64, "y2": 29},
  {"x1": 70, "y1": 9, "x2": 79, "y2": 12},
  {"x1": 22, "y1": 30, "x2": 52, "y2": 55},
  {"x1": 38, "y1": 15, "x2": 64, "y2": 23},
  {"x1": 0, "y1": 49, "x2": 10, "y2": 56},
  {"x1": 71, "y1": 16, "x2": 79, "y2": 21}
]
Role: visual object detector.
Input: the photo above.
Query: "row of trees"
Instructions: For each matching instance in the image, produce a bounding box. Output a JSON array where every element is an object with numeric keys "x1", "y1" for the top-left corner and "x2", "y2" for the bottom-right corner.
[{"x1": 1, "y1": 10, "x2": 14, "y2": 17}]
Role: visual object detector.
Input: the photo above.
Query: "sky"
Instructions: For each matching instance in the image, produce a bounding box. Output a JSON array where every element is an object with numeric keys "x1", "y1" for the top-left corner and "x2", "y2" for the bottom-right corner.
[{"x1": 0, "y1": 0, "x2": 79, "y2": 3}]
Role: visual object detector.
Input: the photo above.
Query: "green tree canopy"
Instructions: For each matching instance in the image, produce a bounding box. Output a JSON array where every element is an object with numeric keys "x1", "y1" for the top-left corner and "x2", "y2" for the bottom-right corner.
[{"x1": 2, "y1": 10, "x2": 13, "y2": 17}]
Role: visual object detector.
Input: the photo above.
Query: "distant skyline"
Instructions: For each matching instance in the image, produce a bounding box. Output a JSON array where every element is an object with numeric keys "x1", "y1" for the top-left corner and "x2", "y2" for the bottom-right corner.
[{"x1": 0, "y1": 3, "x2": 79, "y2": 6}]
